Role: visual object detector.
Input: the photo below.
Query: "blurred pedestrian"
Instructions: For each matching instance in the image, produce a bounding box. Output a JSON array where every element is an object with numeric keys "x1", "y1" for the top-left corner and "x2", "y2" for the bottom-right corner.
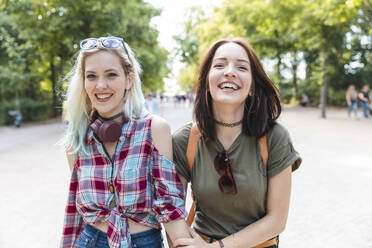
[
  {"x1": 8, "y1": 110, "x2": 22, "y2": 127},
  {"x1": 172, "y1": 37, "x2": 302, "y2": 248},
  {"x1": 358, "y1": 85, "x2": 370, "y2": 118},
  {"x1": 60, "y1": 36, "x2": 190, "y2": 248},
  {"x1": 346, "y1": 84, "x2": 358, "y2": 118},
  {"x1": 144, "y1": 92, "x2": 160, "y2": 115},
  {"x1": 14, "y1": 110, "x2": 22, "y2": 127},
  {"x1": 300, "y1": 93, "x2": 309, "y2": 107}
]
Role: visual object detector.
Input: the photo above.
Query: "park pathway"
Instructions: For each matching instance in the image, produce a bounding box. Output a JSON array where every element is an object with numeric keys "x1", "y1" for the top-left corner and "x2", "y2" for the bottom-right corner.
[{"x1": 0, "y1": 104, "x2": 371, "y2": 248}]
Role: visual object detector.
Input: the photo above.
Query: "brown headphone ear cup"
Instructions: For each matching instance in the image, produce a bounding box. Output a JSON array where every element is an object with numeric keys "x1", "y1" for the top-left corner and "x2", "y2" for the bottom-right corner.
[
  {"x1": 99, "y1": 121, "x2": 122, "y2": 142},
  {"x1": 90, "y1": 118, "x2": 104, "y2": 136},
  {"x1": 89, "y1": 118, "x2": 122, "y2": 142}
]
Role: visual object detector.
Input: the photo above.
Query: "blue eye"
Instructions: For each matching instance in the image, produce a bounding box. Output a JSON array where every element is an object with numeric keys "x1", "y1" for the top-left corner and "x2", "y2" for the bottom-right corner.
[
  {"x1": 213, "y1": 64, "x2": 224, "y2": 68},
  {"x1": 238, "y1": 66, "x2": 248, "y2": 70},
  {"x1": 108, "y1": 73, "x2": 118, "y2": 77},
  {"x1": 86, "y1": 74, "x2": 96, "y2": 79}
]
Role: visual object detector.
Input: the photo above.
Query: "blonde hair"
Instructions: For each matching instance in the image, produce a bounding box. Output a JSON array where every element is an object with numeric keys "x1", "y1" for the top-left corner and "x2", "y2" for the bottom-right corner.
[{"x1": 61, "y1": 39, "x2": 145, "y2": 155}]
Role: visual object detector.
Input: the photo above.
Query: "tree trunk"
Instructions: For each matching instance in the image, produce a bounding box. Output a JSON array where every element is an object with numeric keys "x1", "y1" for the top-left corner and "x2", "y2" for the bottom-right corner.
[
  {"x1": 25, "y1": 63, "x2": 35, "y2": 99},
  {"x1": 276, "y1": 49, "x2": 282, "y2": 82},
  {"x1": 291, "y1": 52, "x2": 299, "y2": 101},
  {"x1": 320, "y1": 26, "x2": 329, "y2": 119},
  {"x1": 305, "y1": 61, "x2": 311, "y2": 84},
  {"x1": 292, "y1": 63, "x2": 298, "y2": 101},
  {"x1": 50, "y1": 55, "x2": 57, "y2": 117},
  {"x1": 274, "y1": 30, "x2": 282, "y2": 82},
  {"x1": 304, "y1": 51, "x2": 318, "y2": 84},
  {"x1": 59, "y1": 59, "x2": 64, "y2": 80}
]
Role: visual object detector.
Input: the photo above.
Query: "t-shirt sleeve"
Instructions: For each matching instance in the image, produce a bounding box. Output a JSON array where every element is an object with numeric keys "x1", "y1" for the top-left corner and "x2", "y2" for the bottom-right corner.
[
  {"x1": 172, "y1": 123, "x2": 193, "y2": 182},
  {"x1": 266, "y1": 123, "x2": 302, "y2": 178}
]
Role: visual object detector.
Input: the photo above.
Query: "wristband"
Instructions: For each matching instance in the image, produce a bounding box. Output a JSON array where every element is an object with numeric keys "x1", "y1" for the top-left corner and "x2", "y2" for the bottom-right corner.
[{"x1": 218, "y1": 240, "x2": 224, "y2": 248}]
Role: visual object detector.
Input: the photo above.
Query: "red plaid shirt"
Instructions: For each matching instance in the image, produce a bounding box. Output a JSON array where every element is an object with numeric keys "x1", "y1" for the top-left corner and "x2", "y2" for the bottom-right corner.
[{"x1": 60, "y1": 117, "x2": 186, "y2": 248}]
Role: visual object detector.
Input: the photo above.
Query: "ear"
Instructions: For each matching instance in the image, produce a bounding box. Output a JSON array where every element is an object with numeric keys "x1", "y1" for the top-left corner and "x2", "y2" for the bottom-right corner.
[
  {"x1": 248, "y1": 83, "x2": 254, "y2": 96},
  {"x1": 126, "y1": 73, "x2": 134, "y2": 90}
]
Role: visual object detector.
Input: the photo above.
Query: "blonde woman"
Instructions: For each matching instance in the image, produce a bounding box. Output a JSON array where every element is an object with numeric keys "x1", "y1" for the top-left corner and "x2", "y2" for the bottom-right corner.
[{"x1": 60, "y1": 36, "x2": 190, "y2": 248}]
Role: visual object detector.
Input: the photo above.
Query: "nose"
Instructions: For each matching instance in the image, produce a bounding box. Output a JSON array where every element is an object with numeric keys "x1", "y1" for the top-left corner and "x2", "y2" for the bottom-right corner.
[
  {"x1": 224, "y1": 63, "x2": 236, "y2": 77},
  {"x1": 96, "y1": 78, "x2": 107, "y2": 89}
]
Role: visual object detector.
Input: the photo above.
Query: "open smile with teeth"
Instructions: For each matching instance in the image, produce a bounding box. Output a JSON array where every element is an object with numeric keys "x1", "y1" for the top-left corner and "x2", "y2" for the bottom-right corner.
[
  {"x1": 95, "y1": 93, "x2": 113, "y2": 100},
  {"x1": 218, "y1": 82, "x2": 240, "y2": 90}
]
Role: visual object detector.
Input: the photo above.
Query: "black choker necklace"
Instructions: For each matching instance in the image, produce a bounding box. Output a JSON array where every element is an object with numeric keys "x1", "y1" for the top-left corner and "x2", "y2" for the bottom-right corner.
[
  {"x1": 99, "y1": 112, "x2": 124, "y2": 121},
  {"x1": 214, "y1": 119, "x2": 243, "y2": 127}
]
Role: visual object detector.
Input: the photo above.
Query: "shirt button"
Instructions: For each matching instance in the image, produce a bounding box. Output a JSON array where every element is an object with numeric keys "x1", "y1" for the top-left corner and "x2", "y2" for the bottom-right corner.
[{"x1": 85, "y1": 238, "x2": 89, "y2": 242}]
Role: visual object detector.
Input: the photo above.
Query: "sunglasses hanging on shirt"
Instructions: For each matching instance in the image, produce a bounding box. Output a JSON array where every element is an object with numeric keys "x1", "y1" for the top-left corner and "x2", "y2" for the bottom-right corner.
[{"x1": 214, "y1": 150, "x2": 238, "y2": 194}]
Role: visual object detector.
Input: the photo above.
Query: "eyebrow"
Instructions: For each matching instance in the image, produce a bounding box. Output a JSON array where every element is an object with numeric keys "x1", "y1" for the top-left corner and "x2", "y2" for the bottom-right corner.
[
  {"x1": 85, "y1": 69, "x2": 119, "y2": 74},
  {"x1": 214, "y1": 57, "x2": 250, "y2": 64}
]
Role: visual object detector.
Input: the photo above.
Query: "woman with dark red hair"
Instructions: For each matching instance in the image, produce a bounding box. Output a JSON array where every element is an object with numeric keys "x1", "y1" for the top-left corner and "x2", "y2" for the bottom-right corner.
[{"x1": 172, "y1": 37, "x2": 302, "y2": 248}]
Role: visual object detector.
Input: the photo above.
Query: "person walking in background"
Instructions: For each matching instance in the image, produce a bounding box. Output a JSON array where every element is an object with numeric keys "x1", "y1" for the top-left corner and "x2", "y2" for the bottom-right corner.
[
  {"x1": 59, "y1": 36, "x2": 190, "y2": 248},
  {"x1": 358, "y1": 85, "x2": 370, "y2": 118},
  {"x1": 299, "y1": 93, "x2": 309, "y2": 107},
  {"x1": 172, "y1": 37, "x2": 302, "y2": 248},
  {"x1": 145, "y1": 92, "x2": 160, "y2": 115},
  {"x1": 346, "y1": 84, "x2": 358, "y2": 118}
]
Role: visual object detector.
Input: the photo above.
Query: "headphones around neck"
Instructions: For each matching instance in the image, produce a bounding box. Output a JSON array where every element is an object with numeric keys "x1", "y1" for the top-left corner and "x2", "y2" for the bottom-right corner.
[{"x1": 89, "y1": 112, "x2": 125, "y2": 142}]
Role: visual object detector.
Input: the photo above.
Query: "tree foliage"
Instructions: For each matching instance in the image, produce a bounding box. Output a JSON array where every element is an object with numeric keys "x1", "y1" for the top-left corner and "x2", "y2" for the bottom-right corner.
[
  {"x1": 175, "y1": 0, "x2": 371, "y2": 118},
  {"x1": 0, "y1": 0, "x2": 169, "y2": 124}
]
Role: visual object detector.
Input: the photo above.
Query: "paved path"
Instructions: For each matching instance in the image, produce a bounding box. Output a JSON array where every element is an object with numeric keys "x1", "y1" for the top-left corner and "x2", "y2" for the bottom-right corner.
[{"x1": 0, "y1": 105, "x2": 371, "y2": 248}]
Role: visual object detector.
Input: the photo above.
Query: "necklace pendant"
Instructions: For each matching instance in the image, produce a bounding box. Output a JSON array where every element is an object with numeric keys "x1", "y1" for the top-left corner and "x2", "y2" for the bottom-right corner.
[{"x1": 109, "y1": 184, "x2": 115, "y2": 193}]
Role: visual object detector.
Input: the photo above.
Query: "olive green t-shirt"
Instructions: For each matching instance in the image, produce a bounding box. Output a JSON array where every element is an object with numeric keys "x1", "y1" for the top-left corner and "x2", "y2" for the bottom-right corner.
[{"x1": 172, "y1": 122, "x2": 302, "y2": 239}]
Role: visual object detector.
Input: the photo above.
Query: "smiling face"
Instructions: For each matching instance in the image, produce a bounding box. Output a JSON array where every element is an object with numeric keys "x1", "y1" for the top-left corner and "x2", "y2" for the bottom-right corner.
[
  {"x1": 208, "y1": 42, "x2": 252, "y2": 107},
  {"x1": 84, "y1": 50, "x2": 133, "y2": 118}
]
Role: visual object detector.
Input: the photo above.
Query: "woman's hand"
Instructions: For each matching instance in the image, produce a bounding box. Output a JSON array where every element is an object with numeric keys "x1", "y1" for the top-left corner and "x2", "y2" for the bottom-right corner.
[{"x1": 173, "y1": 228, "x2": 212, "y2": 248}]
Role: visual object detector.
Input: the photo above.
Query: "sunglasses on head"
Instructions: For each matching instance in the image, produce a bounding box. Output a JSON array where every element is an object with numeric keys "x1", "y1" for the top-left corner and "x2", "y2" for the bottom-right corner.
[
  {"x1": 79, "y1": 36, "x2": 129, "y2": 55},
  {"x1": 214, "y1": 150, "x2": 237, "y2": 194}
]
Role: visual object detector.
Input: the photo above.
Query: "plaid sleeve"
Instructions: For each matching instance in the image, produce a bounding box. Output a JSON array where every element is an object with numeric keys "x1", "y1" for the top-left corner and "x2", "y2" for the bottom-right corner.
[
  {"x1": 151, "y1": 150, "x2": 186, "y2": 223},
  {"x1": 60, "y1": 164, "x2": 85, "y2": 248}
]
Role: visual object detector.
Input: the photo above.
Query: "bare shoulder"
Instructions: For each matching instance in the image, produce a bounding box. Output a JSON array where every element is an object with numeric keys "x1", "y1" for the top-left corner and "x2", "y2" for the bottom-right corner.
[
  {"x1": 66, "y1": 147, "x2": 76, "y2": 172},
  {"x1": 151, "y1": 114, "x2": 171, "y2": 137},
  {"x1": 150, "y1": 114, "x2": 172, "y2": 160}
]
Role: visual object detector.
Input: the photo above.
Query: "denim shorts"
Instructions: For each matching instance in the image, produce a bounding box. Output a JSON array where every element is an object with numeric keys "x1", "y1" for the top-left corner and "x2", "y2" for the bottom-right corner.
[{"x1": 76, "y1": 224, "x2": 164, "y2": 248}]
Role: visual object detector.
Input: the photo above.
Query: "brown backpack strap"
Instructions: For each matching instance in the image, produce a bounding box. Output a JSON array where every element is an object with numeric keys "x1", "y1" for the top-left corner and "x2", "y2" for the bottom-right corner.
[
  {"x1": 186, "y1": 123, "x2": 201, "y2": 172},
  {"x1": 185, "y1": 123, "x2": 200, "y2": 226}
]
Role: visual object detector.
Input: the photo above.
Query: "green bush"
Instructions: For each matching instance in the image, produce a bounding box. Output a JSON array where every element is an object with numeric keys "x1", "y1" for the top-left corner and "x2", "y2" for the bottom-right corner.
[
  {"x1": 278, "y1": 83, "x2": 293, "y2": 104},
  {"x1": 0, "y1": 98, "x2": 53, "y2": 125},
  {"x1": 19, "y1": 98, "x2": 53, "y2": 122},
  {"x1": 0, "y1": 101, "x2": 16, "y2": 125},
  {"x1": 328, "y1": 88, "x2": 346, "y2": 106}
]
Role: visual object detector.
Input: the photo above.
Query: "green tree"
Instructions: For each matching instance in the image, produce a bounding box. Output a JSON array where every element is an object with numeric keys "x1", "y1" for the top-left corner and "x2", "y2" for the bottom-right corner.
[
  {"x1": 1, "y1": 0, "x2": 169, "y2": 124},
  {"x1": 173, "y1": 7, "x2": 205, "y2": 92},
  {"x1": 298, "y1": 0, "x2": 362, "y2": 117},
  {"x1": 175, "y1": 0, "x2": 370, "y2": 118}
]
